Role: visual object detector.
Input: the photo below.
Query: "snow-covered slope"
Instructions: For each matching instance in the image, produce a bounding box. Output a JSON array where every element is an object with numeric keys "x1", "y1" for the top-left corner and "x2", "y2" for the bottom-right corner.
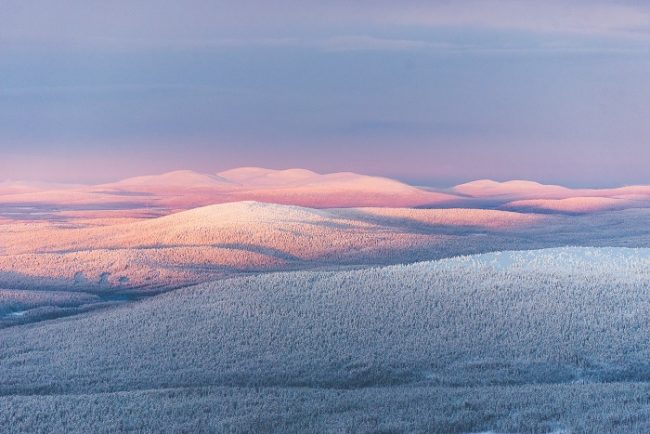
[
  {"x1": 0, "y1": 201, "x2": 549, "y2": 291},
  {"x1": 340, "y1": 206, "x2": 542, "y2": 229},
  {"x1": 504, "y1": 196, "x2": 641, "y2": 213},
  {"x1": 4, "y1": 247, "x2": 650, "y2": 432},
  {"x1": 217, "y1": 167, "x2": 320, "y2": 186},
  {"x1": 99, "y1": 170, "x2": 235, "y2": 191},
  {"x1": 0, "y1": 168, "x2": 459, "y2": 215},
  {"x1": 454, "y1": 179, "x2": 573, "y2": 199},
  {"x1": 7, "y1": 170, "x2": 650, "y2": 221},
  {"x1": 454, "y1": 179, "x2": 650, "y2": 213},
  {"x1": 216, "y1": 167, "x2": 458, "y2": 207},
  {"x1": 6, "y1": 199, "x2": 650, "y2": 295}
]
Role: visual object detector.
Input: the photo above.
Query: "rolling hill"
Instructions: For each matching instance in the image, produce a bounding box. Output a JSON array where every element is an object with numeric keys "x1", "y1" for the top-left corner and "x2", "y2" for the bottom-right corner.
[
  {"x1": 3, "y1": 247, "x2": 650, "y2": 432},
  {"x1": 0, "y1": 168, "x2": 460, "y2": 220},
  {"x1": 0, "y1": 201, "x2": 550, "y2": 295},
  {"x1": 454, "y1": 179, "x2": 650, "y2": 213}
]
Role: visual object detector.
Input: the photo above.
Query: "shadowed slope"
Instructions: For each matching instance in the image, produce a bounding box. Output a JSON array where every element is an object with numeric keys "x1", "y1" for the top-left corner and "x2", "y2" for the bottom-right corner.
[
  {"x1": 4, "y1": 248, "x2": 650, "y2": 432},
  {"x1": 504, "y1": 196, "x2": 642, "y2": 214}
]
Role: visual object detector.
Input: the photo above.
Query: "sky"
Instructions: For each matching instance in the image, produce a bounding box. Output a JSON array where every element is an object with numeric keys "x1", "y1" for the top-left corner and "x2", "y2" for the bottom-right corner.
[{"x1": 2, "y1": 0, "x2": 650, "y2": 186}]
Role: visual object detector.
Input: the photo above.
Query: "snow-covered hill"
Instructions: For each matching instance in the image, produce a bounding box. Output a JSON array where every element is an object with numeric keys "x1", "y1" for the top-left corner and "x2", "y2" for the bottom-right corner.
[
  {"x1": 0, "y1": 168, "x2": 458, "y2": 216},
  {"x1": 7, "y1": 170, "x2": 650, "y2": 221},
  {"x1": 0, "y1": 201, "x2": 551, "y2": 293},
  {"x1": 454, "y1": 179, "x2": 650, "y2": 213},
  {"x1": 3, "y1": 247, "x2": 650, "y2": 432}
]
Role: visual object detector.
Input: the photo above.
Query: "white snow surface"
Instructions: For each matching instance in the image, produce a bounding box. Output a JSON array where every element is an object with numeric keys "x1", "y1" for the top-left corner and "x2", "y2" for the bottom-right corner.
[{"x1": 3, "y1": 247, "x2": 650, "y2": 432}]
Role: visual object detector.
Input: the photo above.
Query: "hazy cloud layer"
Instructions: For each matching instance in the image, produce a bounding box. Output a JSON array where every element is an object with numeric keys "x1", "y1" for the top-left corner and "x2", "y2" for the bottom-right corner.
[{"x1": 2, "y1": 1, "x2": 650, "y2": 184}]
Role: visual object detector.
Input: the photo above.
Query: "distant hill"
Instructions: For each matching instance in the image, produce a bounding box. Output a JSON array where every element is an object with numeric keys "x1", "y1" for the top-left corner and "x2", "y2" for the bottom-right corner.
[{"x1": 0, "y1": 201, "x2": 550, "y2": 291}]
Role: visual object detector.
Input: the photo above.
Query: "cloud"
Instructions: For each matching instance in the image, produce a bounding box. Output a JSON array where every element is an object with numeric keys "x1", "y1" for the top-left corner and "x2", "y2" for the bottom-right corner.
[
  {"x1": 318, "y1": 36, "x2": 454, "y2": 52},
  {"x1": 0, "y1": 84, "x2": 237, "y2": 97},
  {"x1": 71, "y1": 34, "x2": 648, "y2": 56},
  {"x1": 178, "y1": 35, "x2": 454, "y2": 52},
  {"x1": 395, "y1": 1, "x2": 650, "y2": 38},
  {"x1": 4, "y1": 0, "x2": 650, "y2": 50}
]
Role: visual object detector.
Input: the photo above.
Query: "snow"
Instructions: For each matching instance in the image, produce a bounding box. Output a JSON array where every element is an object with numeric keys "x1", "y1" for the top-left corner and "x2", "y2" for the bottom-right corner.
[
  {"x1": 0, "y1": 201, "x2": 554, "y2": 291},
  {"x1": 217, "y1": 167, "x2": 320, "y2": 186},
  {"x1": 100, "y1": 169, "x2": 235, "y2": 190},
  {"x1": 453, "y1": 179, "x2": 650, "y2": 215},
  {"x1": 505, "y1": 196, "x2": 641, "y2": 213},
  {"x1": 3, "y1": 247, "x2": 650, "y2": 431},
  {"x1": 0, "y1": 167, "x2": 460, "y2": 214},
  {"x1": 454, "y1": 179, "x2": 573, "y2": 199},
  {"x1": 4, "y1": 199, "x2": 650, "y2": 295},
  {"x1": 6, "y1": 169, "x2": 650, "y2": 222},
  {"x1": 5, "y1": 170, "x2": 650, "y2": 430},
  {"x1": 7, "y1": 310, "x2": 27, "y2": 317}
]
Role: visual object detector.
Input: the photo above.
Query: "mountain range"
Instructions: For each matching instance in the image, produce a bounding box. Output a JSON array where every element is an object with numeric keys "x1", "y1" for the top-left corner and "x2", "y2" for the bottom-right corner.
[{"x1": 4, "y1": 168, "x2": 650, "y2": 221}]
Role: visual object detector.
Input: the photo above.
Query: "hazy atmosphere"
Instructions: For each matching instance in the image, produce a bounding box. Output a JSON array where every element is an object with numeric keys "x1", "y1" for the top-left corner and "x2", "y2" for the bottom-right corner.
[{"x1": 3, "y1": 0, "x2": 650, "y2": 184}]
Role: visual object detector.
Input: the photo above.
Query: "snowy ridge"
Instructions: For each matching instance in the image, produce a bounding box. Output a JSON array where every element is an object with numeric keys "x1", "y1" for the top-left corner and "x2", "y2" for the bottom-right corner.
[
  {"x1": 0, "y1": 201, "x2": 552, "y2": 291},
  {"x1": 443, "y1": 246, "x2": 650, "y2": 272},
  {"x1": 6, "y1": 169, "x2": 650, "y2": 221}
]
